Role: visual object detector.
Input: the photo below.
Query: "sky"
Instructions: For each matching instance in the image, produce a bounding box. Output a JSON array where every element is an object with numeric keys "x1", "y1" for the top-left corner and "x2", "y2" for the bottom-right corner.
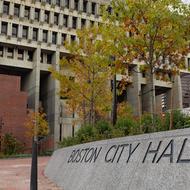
[{"x1": 183, "y1": 0, "x2": 190, "y2": 3}]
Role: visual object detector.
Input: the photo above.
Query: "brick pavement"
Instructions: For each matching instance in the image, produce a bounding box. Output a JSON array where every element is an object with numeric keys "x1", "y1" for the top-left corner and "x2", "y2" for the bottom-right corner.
[{"x1": 0, "y1": 157, "x2": 62, "y2": 190}]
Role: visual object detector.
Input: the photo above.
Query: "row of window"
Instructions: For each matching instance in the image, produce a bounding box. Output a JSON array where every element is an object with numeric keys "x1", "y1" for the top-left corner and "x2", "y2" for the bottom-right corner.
[
  {"x1": 0, "y1": 46, "x2": 33, "y2": 61},
  {"x1": 0, "y1": 45, "x2": 55, "y2": 64},
  {"x1": 3, "y1": 0, "x2": 98, "y2": 18},
  {"x1": 3, "y1": 2, "x2": 96, "y2": 29},
  {"x1": 1, "y1": 22, "x2": 77, "y2": 45}
]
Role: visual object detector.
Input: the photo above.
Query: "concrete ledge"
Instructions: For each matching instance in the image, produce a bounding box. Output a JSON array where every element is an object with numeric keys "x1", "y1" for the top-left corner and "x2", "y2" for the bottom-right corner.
[{"x1": 45, "y1": 128, "x2": 190, "y2": 190}]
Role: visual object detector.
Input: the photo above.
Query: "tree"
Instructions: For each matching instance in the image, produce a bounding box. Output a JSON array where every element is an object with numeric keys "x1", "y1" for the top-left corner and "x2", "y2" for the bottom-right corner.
[
  {"x1": 51, "y1": 26, "x2": 113, "y2": 126},
  {"x1": 25, "y1": 109, "x2": 49, "y2": 138},
  {"x1": 103, "y1": 0, "x2": 190, "y2": 128}
]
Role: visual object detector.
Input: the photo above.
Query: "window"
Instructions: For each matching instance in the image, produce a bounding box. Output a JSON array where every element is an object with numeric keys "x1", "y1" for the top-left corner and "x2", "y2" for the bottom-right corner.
[
  {"x1": 81, "y1": 19, "x2": 86, "y2": 28},
  {"x1": 3, "y1": 2, "x2": 9, "y2": 15},
  {"x1": 92, "y1": 2, "x2": 96, "y2": 15},
  {"x1": 65, "y1": 0, "x2": 69, "y2": 8},
  {"x1": 44, "y1": 11, "x2": 49, "y2": 23},
  {"x1": 22, "y1": 26, "x2": 28, "y2": 39},
  {"x1": 0, "y1": 46, "x2": 3, "y2": 57},
  {"x1": 56, "y1": 0, "x2": 60, "y2": 6},
  {"x1": 43, "y1": 30, "x2": 48, "y2": 43},
  {"x1": 34, "y1": 9, "x2": 40, "y2": 21},
  {"x1": 72, "y1": 17, "x2": 77, "y2": 29},
  {"x1": 46, "y1": 0, "x2": 51, "y2": 4},
  {"x1": 54, "y1": 13, "x2": 59, "y2": 25},
  {"x1": 24, "y1": 6, "x2": 30, "y2": 19},
  {"x1": 33, "y1": 28, "x2": 38, "y2": 41},
  {"x1": 47, "y1": 54, "x2": 52, "y2": 64},
  {"x1": 71, "y1": 35, "x2": 76, "y2": 42},
  {"x1": 12, "y1": 24, "x2": 18, "y2": 37},
  {"x1": 74, "y1": 0, "x2": 79, "y2": 10},
  {"x1": 83, "y1": 0, "x2": 88, "y2": 12},
  {"x1": 18, "y1": 49, "x2": 24, "y2": 60},
  {"x1": 52, "y1": 32, "x2": 57, "y2": 44},
  {"x1": 14, "y1": 4, "x2": 20, "y2": 17},
  {"x1": 63, "y1": 15, "x2": 68, "y2": 27},
  {"x1": 1, "y1": 22, "x2": 8, "y2": 35},
  {"x1": 62, "y1": 33, "x2": 67, "y2": 44},
  {"x1": 40, "y1": 52, "x2": 44, "y2": 63},
  {"x1": 7, "y1": 48, "x2": 14, "y2": 58},
  {"x1": 27, "y1": 51, "x2": 33, "y2": 61},
  {"x1": 188, "y1": 58, "x2": 190, "y2": 69}
]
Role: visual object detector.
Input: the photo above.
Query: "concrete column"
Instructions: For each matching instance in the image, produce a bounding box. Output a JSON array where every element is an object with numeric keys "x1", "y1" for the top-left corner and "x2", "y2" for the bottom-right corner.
[
  {"x1": 87, "y1": 1, "x2": 92, "y2": 15},
  {"x1": 68, "y1": 15, "x2": 73, "y2": 29},
  {"x1": 0, "y1": 1, "x2": 3, "y2": 15},
  {"x1": 59, "y1": 14, "x2": 63, "y2": 28},
  {"x1": 77, "y1": 17, "x2": 82, "y2": 29},
  {"x1": 30, "y1": 7, "x2": 35, "y2": 21},
  {"x1": 24, "y1": 47, "x2": 41, "y2": 112},
  {"x1": 40, "y1": 9, "x2": 45, "y2": 24},
  {"x1": 70, "y1": 0, "x2": 75, "y2": 11},
  {"x1": 18, "y1": 25, "x2": 22, "y2": 40},
  {"x1": 28, "y1": 26, "x2": 33, "y2": 41},
  {"x1": 49, "y1": 11, "x2": 54, "y2": 26},
  {"x1": 95, "y1": 3, "x2": 100, "y2": 17},
  {"x1": 7, "y1": 23, "x2": 12, "y2": 38},
  {"x1": 79, "y1": 0, "x2": 83, "y2": 13},
  {"x1": 20, "y1": 5, "x2": 25, "y2": 19},
  {"x1": 38, "y1": 29, "x2": 42, "y2": 43},
  {"x1": 46, "y1": 51, "x2": 60, "y2": 147},
  {"x1": 57, "y1": 32, "x2": 62, "y2": 46},
  {"x1": 127, "y1": 65, "x2": 142, "y2": 116},
  {"x1": 60, "y1": 0, "x2": 65, "y2": 8},
  {"x1": 48, "y1": 31, "x2": 52, "y2": 44},
  {"x1": 9, "y1": 2, "x2": 14, "y2": 17}
]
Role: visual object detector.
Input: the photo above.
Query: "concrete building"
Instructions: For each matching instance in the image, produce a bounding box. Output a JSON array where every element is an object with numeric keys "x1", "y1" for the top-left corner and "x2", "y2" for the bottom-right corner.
[{"x1": 0, "y1": 0, "x2": 189, "y2": 149}]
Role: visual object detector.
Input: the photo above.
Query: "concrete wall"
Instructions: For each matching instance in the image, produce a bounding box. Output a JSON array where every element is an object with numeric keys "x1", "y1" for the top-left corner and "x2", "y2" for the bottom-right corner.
[{"x1": 45, "y1": 128, "x2": 190, "y2": 190}]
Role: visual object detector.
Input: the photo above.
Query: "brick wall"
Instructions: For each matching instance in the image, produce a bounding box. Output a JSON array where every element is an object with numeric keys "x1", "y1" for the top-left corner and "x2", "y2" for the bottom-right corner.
[{"x1": 0, "y1": 74, "x2": 32, "y2": 153}]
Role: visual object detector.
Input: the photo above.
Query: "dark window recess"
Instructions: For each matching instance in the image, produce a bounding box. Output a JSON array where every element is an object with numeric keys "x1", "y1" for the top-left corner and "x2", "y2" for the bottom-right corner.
[
  {"x1": 90, "y1": 20, "x2": 94, "y2": 26},
  {"x1": 18, "y1": 49, "x2": 24, "y2": 60},
  {"x1": 22, "y1": 26, "x2": 28, "y2": 39},
  {"x1": 72, "y1": 17, "x2": 77, "y2": 29},
  {"x1": 7, "y1": 48, "x2": 14, "y2": 58},
  {"x1": 92, "y1": 2, "x2": 96, "y2": 15},
  {"x1": 43, "y1": 30, "x2": 48, "y2": 43},
  {"x1": 44, "y1": 11, "x2": 49, "y2": 23},
  {"x1": 188, "y1": 58, "x2": 190, "y2": 68},
  {"x1": 54, "y1": 13, "x2": 59, "y2": 25},
  {"x1": 83, "y1": 0, "x2": 88, "y2": 12},
  {"x1": 74, "y1": 0, "x2": 79, "y2": 10},
  {"x1": 63, "y1": 15, "x2": 68, "y2": 27},
  {"x1": 40, "y1": 52, "x2": 44, "y2": 63},
  {"x1": 12, "y1": 24, "x2": 18, "y2": 37},
  {"x1": 1, "y1": 22, "x2": 8, "y2": 35},
  {"x1": 24, "y1": 6, "x2": 30, "y2": 19},
  {"x1": 47, "y1": 54, "x2": 52, "y2": 64},
  {"x1": 46, "y1": 0, "x2": 51, "y2": 4},
  {"x1": 0, "y1": 46, "x2": 3, "y2": 57},
  {"x1": 3, "y1": 2, "x2": 9, "y2": 15},
  {"x1": 33, "y1": 28, "x2": 38, "y2": 41},
  {"x1": 71, "y1": 35, "x2": 76, "y2": 42},
  {"x1": 34, "y1": 9, "x2": 40, "y2": 21},
  {"x1": 14, "y1": 4, "x2": 20, "y2": 17},
  {"x1": 56, "y1": 0, "x2": 60, "y2": 6},
  {"x1": 52, "y1": 32, "x2": 57, "y2": 44},
  {"x1": 81, "y1": 19, "x2": 86, "y2": 28},
  {"x1": 65, "y1": 0, "x2": 69, "y2": 8},
  {"x1": 62, "y1": 33, "x2": 67, "y2": 44},
  {"x1": 27, "y1": 51, "x2": 33, "y2": 61}
]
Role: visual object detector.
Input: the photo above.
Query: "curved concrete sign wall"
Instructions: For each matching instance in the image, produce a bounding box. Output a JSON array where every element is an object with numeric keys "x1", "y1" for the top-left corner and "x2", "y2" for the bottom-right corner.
[{"x1": 45, "y1": 128, "x2": 190, "y2": 190}]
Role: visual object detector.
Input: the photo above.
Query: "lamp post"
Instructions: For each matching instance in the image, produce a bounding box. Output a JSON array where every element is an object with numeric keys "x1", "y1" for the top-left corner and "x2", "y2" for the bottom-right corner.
[{"x1": 30, "y1": 111, "x2": 38, "y2": 190}]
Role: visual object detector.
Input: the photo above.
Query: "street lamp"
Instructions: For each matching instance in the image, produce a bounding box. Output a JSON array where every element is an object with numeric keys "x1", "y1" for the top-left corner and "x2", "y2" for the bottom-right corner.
[{"x1": 30, "y1": 111, "x2": 38, "y2": 190}]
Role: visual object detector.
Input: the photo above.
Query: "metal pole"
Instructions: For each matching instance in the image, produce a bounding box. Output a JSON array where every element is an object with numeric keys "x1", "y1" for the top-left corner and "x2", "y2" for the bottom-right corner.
[
  {"x1": 30, "y1": 112, "x2": 38, "y2": 190},
  {"x1": 112, "y1": 74, "x2": 117, "y2": 126}
]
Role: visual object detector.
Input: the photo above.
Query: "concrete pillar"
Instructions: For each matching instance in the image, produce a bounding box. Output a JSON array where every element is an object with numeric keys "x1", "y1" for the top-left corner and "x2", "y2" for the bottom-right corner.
[
  {"x1": 95, "y1": 3, "x2": 100, "y2": 17},
  {"x1": 40, "y1": 9, "x2": 45, "y2": 24},
  {"x1": 30, "y1": 7, "x2": 35, "y2": 21},
  {"x1": 7, "y1": 23, "x2": 12, "y2": 38},
  {"x1": 24, "y1": 47, "x2": 41, "y2": 112},
  {"x1": 49, "y1": 12, "x2": 54, "y2": 26},
  {"x1": 46, "y1": 51, "x2": 60, "y2": 147},
  {"x1": 68, "y1": 15, "x2": 73, "y2": 29},
  {"x1": 77, "y1": 17, "x2": 81, "y2": 29},
  {"x1": 70, "y1": 0, "x2": 75, "y2": 11},
  {"x1": 87, "y1": 1, "x2": 92, "y2": 15},
  {"x1": 79, "y1": 0, "x2": 83, "y2": 13},
  {"x1": 9, "y1": 2, "x2": 14, "y2": 17},
  {"x1": 18, "y1": 25, "x2": 22, "y2": 40},
  {"x1": 20, "y1": 5, "x2": 25, "y2": 19},
  {"x1": 59, "y1": 14, "x2": 63, "y2": 28},
  {"x1": 0, "y1": 1, "x2": 3, "y2": 15},
  {"x1": 127, "y1": 66, "x2": 142, "y2": 116}
]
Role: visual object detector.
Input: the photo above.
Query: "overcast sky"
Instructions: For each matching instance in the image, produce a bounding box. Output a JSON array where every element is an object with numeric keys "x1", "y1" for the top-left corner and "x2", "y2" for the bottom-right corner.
[{"x1": 183, "y1": 0, "x2": 190, "y2": 3}]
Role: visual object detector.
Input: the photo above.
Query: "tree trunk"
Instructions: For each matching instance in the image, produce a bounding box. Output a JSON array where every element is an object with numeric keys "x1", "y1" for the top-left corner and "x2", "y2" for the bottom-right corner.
[{"x1": 112, "y1": 74, "x2": 117, "y2": 126}]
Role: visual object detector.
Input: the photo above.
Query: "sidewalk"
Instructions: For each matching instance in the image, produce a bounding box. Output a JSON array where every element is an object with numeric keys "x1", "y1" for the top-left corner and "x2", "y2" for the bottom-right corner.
[{"x1": 0, "y1": 157, "x2": 62, "y2": 190}]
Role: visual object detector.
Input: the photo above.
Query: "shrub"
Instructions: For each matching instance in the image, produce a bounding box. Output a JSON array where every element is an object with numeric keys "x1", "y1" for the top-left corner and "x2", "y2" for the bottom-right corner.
[{"x1": 2, "y1": 133, "x2": 24, "y2": 155}]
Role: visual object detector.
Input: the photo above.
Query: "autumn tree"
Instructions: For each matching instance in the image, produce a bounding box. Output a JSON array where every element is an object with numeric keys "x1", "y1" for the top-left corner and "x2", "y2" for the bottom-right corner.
[
  {"x1": 25, "y1": 109, "x2": 49, "y2": 138},
  {"x1": 51, "y1": 26, "x2": 114, "y2": 126},
  {"x1": 103, "y1": 0, "x2": 190, "y2": 128}
]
